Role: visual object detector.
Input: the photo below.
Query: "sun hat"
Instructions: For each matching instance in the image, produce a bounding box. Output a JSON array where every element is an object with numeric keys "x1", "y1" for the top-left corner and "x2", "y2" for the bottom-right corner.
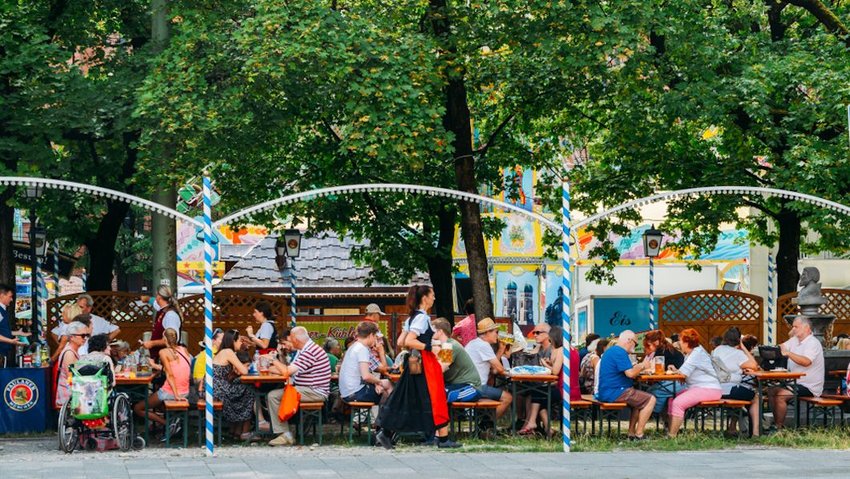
[
  {"x1": 365, "y1": 303, "x2": 386, "y2": 315},
  {"x1": 476, "y1": 317, "x2": 499, "y2": 334}
]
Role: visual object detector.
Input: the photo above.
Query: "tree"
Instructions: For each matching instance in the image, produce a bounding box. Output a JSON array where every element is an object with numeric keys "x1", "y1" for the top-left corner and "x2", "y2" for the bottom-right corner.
[
  {"x1": 552, "y1": 0, "x2": 850, "y2": 295},
  {"x1": 136, "y1": 0, "x2": 621, "y2": 319}
]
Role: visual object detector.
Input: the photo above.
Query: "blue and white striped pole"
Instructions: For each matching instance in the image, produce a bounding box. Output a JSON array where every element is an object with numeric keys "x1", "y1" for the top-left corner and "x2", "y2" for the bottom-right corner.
[
  {"x1": 561, "y1": 173, "x2": 572, "y2": 453},
  {"x1": 767, "y1": 252, "x2": 775, "y2": 345},
  {"x1": 36, "y1": 253, "x2": 46, "y2": 341},
  {"x1": 290, "y1": 260, "x2": 297, "y2": 327},
  {"x1": 649, "y1": 256, "x2": 656, "y2": 330},
  {"x1": 81, "y1": 269, "x2": 87, "y2": 292},
  {"x1": 53, "y1": 240, "x2": 60, "y2": 299},
  {"x1": 202, "y1": 172, "x2": 215, "y2": 456}
]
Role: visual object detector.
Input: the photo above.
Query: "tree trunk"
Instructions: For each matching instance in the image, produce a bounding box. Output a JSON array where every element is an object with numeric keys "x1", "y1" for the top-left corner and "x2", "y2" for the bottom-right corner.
[
  {"x1": 427, "y1": 204, "x2": 457, "y2": 324},
  {"x1": 428, "y1": 0, "x2": 494, "y2": 322},
  {"x1": 84, "y1": 200, "x2": 130, "y2": 291},
  {"x1": 775, "y1": 208, "x2": 801, "y2": 296}
]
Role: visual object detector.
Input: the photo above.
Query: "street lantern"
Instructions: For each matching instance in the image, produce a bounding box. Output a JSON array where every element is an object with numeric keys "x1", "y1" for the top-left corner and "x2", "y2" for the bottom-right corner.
[
  {"x1": 274, "y1": 235, "x2": 287, "y2": 270},
  {"x1": 283, "y1": 229, "x2": 302, "y2": 258},
  {"x1": 33, "y1": 226, "x2": 48, "y2": 257},
  {"x1": 24, "y1": 184, "x2": 43, "y2": 200},
  {"x1": 643, "y1": 225, "x2": 663, "y2": 258},
  {"x1": 642, "y1": 224, "x2": 663, "y2": 330}
]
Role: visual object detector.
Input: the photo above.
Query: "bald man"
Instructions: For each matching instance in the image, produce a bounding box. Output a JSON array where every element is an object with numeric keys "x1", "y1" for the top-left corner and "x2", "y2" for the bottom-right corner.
[{"x1": 596, "y1": 330, "x2": 656, "y2": 440}]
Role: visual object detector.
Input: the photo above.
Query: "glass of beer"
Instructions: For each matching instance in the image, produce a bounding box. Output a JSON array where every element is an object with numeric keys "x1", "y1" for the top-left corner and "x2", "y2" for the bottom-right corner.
[
  {"x1": 259, "y1": 356, "x2": 270, "y2": 376},
  {"x1": 654, "y1": 356, "x2": 665, "y2": 375},
  {"x1": 499, "y1": 332, "x2": 514, "y2": 345},
  {"x1": 437, "y1": 341, "x2": 453, "y2": 363}
]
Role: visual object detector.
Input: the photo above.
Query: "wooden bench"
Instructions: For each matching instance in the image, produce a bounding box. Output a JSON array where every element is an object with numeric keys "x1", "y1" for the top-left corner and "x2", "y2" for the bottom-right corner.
[
  {"x1": 343, "y1": 401, "x2": 376, "y2": 444},
  {"x1": 586, "y1": 397, "x2": 628, "y2": 436},
  {"x1": 800, "y1": 396, "x2": 844, "y2": 427},
  {"x1": 687, "y1": 399, "x2": 753, "y2": 435},
  {"x1": 194, "y1": 400, "x2": 224, "y2": 447},
  {"x1": 298, "y1": 401, "x2": 325, "y2": 445},
  {"x1": 570, "y1": 399, "x2": 594, "y2": 435},
  {"x1": 163, "y1": 400, "x2": 190, "y2": 448},
  {"x1": 449, "y1": 399, "x2": 500, "y2": 438}
]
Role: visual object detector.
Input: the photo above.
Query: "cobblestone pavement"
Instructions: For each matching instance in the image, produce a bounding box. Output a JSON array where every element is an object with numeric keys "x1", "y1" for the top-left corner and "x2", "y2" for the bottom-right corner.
[{"x1": 0, "y1": 438, "x2": 848, "y2": 478}]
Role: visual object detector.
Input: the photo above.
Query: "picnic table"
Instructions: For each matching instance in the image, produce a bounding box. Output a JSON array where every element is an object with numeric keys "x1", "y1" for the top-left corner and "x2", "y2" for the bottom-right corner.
[
  {"x1": 115, "y1": 374, "x2": 155, "y2": 443},
  {"x1": 507, "y1": 373, "x2": 559, "y2": 435},
  {"x1": 828, "y1": 370, "x2": 847, "y2": 378},
  {"x1": 746, "y1": 370, "x2": 806, "y2": 433},
  {"x1": 635, "y1": 372, "x2": 687, "y2": 397}
]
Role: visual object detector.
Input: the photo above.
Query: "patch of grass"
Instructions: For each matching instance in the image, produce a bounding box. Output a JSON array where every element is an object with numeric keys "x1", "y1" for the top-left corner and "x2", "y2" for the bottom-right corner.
[{"x1": 0, "y1": 431, "x2": 56, "y2": 440}]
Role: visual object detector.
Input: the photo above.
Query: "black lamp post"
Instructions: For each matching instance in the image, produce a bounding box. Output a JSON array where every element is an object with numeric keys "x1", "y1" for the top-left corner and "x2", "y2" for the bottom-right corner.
[{"x1": 24, "y1": 185, "x2": 43, "y2": 339}]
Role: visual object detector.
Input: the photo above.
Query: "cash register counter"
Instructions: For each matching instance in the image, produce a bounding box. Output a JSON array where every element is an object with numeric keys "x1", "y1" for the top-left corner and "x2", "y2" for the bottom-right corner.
[{"x1": 0, "y1": 366, "x2": 52, "y2": 434}]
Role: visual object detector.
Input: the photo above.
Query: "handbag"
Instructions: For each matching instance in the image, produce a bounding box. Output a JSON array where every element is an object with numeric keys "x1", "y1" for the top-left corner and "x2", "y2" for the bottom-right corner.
[
  {"x1": 277, "y1": 384, "x2": 301, "y2": 422},
  {"x1": 407, "y1": 349, "x2": 423, "y2": 375}
]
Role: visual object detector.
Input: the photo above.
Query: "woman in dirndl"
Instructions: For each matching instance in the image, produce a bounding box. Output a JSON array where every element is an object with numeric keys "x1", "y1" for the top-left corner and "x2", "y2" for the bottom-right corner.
[{"x1": 376, "y1": 285, "x2": 461, "y2": 449}]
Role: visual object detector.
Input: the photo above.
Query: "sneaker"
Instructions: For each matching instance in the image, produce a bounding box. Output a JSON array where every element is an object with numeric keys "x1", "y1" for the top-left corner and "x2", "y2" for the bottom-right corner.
[
  {"x1": 437, "y1": 439, "x2": 462, "y2": 449},
  {"x1": 268, "y1": 432, "x2": 294, "y2": 446},
  {"x1": 629, "y1": 435, "x2": 649, "y2": 442},
  {"x1": 160, "y1": 418, "x2": 182, "y2": 442},
  {"x1": 420, "y1": 435, "x2": 438, "y2": 446},
  {"x1": 376, "y1": 430, "x2": 394, "y2": 450}
]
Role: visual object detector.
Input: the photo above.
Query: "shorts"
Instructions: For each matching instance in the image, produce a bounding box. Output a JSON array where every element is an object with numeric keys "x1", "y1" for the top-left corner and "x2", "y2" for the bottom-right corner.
[
  {"x1": 615, "y1": 388, "x2": 653, "y2": 410},
  {"x1": 345, "y1": 383, "x2": 381, "y2": 404},
  {"x1": 476, "y1": 384, "x2": 504, "y2": 401},
  {"x1": 722, "y1": 385, "x2": 755, "y2": 401},
  {"x1": 795, "y1": 385, "x2": 813, "y2": 398},
  {"x1": 157, "y1": 389, "x2": 177, "y2": 401}
]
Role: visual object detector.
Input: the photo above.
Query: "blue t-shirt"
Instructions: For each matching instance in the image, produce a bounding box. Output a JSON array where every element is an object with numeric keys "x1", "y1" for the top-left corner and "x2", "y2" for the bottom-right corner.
[{"x1": 595, "y1": 345, "x2": 635, "y2": 402}]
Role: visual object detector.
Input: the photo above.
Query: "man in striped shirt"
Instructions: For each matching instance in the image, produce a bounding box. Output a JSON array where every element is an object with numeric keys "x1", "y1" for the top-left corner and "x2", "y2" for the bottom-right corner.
[{"x1": 268, "y1": 326, "x2": 331, "y2": 446}]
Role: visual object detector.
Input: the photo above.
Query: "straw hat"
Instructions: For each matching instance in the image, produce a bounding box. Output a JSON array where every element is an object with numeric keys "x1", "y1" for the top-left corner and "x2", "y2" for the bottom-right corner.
[{"x1": 476, "y1": 317, "x2": 499, "y2": 334}]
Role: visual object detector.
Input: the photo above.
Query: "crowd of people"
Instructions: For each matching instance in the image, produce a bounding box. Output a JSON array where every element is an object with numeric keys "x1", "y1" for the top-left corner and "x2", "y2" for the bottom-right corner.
[{"x1": 42, "y1": 282, "x2": 845, "y2": 447}]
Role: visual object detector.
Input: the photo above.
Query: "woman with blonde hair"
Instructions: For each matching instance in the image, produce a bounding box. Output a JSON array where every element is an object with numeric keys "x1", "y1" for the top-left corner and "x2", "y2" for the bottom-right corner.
[
  {"x1": 134, "y1": 328, "x2": 191, "y2": 441},
  {"x1": 50, "y1": 303, "x2": 84, "y2": 363},
  {"x1": 142, "y1": 286, "x2": 184, "y2": 359}
]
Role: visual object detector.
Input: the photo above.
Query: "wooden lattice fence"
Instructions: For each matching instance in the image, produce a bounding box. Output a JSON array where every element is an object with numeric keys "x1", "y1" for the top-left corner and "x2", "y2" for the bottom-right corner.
[
  {"x1": 777, "y1": 289, "x2": 850, "y2": 342},
  {"x1": 46, "y1": 291, "x2": 288, "y2": 354},
  {"x1": 659, "y1": 290, "x2": 763, "y2": 349}
]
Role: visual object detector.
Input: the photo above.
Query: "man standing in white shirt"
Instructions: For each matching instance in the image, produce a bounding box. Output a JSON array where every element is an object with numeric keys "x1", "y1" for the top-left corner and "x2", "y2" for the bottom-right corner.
[
  {"x1": 768, "y1": 316, "x2": 824, "y2": 429},
  {"x1": 77, "y1": 294, "x2": 121, "y2": 341}
]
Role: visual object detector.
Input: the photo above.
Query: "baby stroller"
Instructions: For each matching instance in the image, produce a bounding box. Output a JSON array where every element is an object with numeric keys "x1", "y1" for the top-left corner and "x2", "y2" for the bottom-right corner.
[{"x1": 57, "y1": 359, "x2": 135, "y2": 453}]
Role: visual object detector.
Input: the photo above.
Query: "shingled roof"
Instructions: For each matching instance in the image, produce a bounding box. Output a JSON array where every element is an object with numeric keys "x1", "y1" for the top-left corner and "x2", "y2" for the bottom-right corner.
[{"x1": 217, "y1": 232, "x2": 429, "y2": 296}]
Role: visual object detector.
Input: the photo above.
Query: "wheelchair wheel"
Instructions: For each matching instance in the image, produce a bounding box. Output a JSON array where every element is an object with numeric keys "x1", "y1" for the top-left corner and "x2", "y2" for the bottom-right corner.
[
  {"x1": 112, "y1": 393, "x2": 134, "y2": 452},
  {"x1": 58, "y1": 401, "x2": 78, "y2": 454}
]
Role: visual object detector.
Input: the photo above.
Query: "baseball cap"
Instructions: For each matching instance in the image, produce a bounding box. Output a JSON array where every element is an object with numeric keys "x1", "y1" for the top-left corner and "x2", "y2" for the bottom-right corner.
[{"x1": 365, "y1": 303, "x2": 386, "y2": 315}]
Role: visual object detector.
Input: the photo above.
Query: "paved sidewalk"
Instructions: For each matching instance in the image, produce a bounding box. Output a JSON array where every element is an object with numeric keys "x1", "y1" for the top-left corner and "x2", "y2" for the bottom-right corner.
[{"x1": 0, "y1": 439, "x2": 848, "y2": 478}]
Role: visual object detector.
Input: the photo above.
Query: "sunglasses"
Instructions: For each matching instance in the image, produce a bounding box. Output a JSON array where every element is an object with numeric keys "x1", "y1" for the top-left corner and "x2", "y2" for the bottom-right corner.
[
  {"x1": 73, "y1": 334, "x2": 91, "y2": 339},
  {"x1": 532, "y1": 331, "x2": 546, "y2": 335}
]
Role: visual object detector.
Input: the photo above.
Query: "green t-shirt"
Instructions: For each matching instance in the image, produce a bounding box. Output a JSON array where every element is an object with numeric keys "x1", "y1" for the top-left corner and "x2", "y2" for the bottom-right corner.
[
  {"x1": 327, "y1": 352, "x2": 339, "y2": 373},
  {"x1": 443, "y1": 338, "x2": 482, "y2": 387}
]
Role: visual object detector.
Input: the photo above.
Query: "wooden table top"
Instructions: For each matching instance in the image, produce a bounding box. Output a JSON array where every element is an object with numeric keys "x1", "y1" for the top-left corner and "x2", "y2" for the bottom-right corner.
[
  {"x1": 828, "y1": 369, "x2": 847, "y2": 378},
  {"x1": 748, "y1": 371, "x2": 806, "y2": 380},
  {"x1": 240, "y1": 374, "x2": 288, "y2": 384},
  {"x1": 509, "y1": 374, "x2": 559, "y2": 383},
  {"x1": 115, "y1": 375, "x2": 155, "y2": 385},
  {"x1": 636, "y1": 373, "x2": 686, "y2": 383}
]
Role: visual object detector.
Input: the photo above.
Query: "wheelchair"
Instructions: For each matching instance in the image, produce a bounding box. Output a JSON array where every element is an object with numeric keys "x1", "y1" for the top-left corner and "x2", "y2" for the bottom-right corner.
[{"x1": 57, "y1": 362, "x2": 136, "y2": 453}]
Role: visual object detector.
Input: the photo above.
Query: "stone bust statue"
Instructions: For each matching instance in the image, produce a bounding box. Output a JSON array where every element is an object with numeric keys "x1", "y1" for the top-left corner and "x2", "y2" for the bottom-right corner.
[{"x1": 797, "y1": 266, "x2": 826, "y2": 309}]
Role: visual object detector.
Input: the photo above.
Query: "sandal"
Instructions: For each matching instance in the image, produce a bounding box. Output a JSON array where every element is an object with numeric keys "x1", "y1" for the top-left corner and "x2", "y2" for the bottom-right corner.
[{"x1": 517, "y1": 427, "x2": 536, "y2": 436}]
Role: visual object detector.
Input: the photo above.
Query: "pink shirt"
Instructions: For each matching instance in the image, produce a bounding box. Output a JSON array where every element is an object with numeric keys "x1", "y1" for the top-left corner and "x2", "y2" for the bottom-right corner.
[
  {"x1": 160, "y1": 349, "x2": 191, "y2": 397},
  {"x1": 452, "y1": 314, "x2": 476, "y2": 346}
]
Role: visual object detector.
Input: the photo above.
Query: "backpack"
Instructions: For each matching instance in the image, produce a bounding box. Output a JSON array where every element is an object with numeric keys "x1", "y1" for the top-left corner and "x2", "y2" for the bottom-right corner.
[
  {"x1": 710, "y1": 354, "x2": 734, "y2": 384},
  {"x1": 70, "y1": 360, "x2": 110, "y2": 420}
]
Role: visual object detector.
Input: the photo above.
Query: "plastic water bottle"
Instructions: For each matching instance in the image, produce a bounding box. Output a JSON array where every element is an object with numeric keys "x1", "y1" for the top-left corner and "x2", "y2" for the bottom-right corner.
[
  {"x1": 33, "y1": 344, "x2": 42, "y2": 367},
  {"x1": 252, "y1": 351, "x2": 260, "y2": 375}
]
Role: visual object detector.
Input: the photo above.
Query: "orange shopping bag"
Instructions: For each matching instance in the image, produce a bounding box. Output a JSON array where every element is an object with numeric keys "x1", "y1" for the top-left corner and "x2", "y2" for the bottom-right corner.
[{"x1": 277, "y1": 384, "x2": 301, "y2": 422}]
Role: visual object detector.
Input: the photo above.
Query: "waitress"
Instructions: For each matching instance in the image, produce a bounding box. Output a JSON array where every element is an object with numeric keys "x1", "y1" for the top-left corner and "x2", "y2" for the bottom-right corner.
[
  {"x1": 246, "y1": 301, "x2": 278, "y2": 354},
  {"x1": 0, "y1": 284, "x2": 24, "y2": 367},
  {"x1": 142, "y1": 286, "x2": 183, "y2": 357},
  {"x1": 376, "y1": 285, "x2": 460, "y2": 449}
]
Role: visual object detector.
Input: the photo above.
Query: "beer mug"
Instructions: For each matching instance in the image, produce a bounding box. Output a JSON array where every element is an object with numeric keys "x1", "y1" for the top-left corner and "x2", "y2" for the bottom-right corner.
[
  {"x1": 498, "y1": 331, "x2": 514, "y2": 345},
  {"x1": 142, "y1": 332, "x2": 152, "y2": 343},
  {"x1": 438, "y1": 341, "x2": 453, "y2": 363},
  {"x1": 654, "y1": 356, "x2": 665, "y2": 375},
  {"x1": 259, "y1": 356, "x2": 270, "y2": 376}
]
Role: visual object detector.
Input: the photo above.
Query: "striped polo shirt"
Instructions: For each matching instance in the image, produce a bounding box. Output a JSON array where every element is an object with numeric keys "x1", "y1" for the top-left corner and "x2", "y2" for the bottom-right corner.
[{"x1": 292, "y1": 339, "x2": 331, "y2": 397}]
